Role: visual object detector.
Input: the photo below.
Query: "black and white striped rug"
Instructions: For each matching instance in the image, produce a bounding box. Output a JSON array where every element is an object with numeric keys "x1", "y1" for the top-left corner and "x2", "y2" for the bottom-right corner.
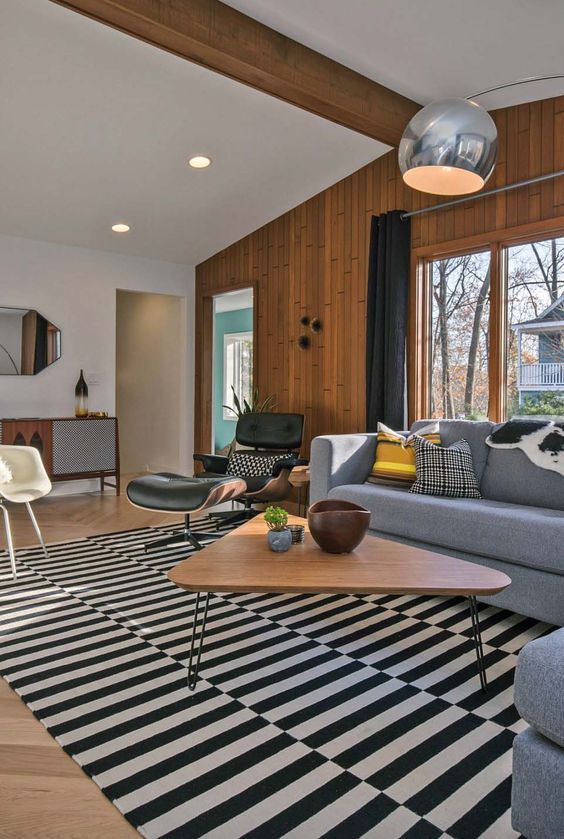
[{"x1": 0, "y1": 521, "x2": 551, "y2": 839}]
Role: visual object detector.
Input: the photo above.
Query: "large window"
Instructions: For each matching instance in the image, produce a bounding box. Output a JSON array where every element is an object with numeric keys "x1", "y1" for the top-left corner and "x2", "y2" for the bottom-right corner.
[
  {"x1": 421, "y1": 232, "x2": 564, "y2": 421},
  {"x1": 223, "y1": 331, "x2": 253, "y2": 420}
]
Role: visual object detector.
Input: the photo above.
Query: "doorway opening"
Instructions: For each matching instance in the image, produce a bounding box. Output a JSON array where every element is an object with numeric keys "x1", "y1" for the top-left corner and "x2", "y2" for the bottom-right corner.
[
  {"x1": 212, "y1": 288, "x2": 254, "y2": 454},
  {"x1": 116, "y1": 289, "x2": 186, "y2": 475}
]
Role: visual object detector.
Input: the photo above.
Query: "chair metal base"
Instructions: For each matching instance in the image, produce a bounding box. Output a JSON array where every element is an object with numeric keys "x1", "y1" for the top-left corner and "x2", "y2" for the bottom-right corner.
[
  {"x1": 1, "y1": 500, "x2": 48, "y2": 580},
  {"x1": 208, "y1": 497, "x2": 259, "y2": 530},
  {"x1": 144, "y1": 514, "x2": 219, "y2": 553}
]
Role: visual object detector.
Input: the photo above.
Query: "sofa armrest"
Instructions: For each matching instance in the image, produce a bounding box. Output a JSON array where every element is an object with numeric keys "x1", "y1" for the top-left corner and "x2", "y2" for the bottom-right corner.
[
  {"x1": 193, "y1": 453, "x2": 229, "y2": 474},
  {"x1": 514, "y1": 627, "x2": 564, "y2": 748},
  {"x1": 310, "y1": 434, "x2": 378, "y2": 503}
]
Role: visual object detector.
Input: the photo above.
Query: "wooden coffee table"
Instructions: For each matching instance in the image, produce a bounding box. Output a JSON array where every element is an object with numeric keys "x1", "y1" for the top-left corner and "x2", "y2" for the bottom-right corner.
[{"x1": 168, "y1": 514, "x2": 511, "y2": 692}]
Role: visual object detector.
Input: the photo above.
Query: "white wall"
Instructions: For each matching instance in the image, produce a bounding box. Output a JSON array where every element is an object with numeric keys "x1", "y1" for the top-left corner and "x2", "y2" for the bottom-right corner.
[
  {"x1": 116, "y1": 290, "x2": 186, "y2": 474},
  {"x1": 0, "y1": 233, "x2": 195, "y2": 491}
]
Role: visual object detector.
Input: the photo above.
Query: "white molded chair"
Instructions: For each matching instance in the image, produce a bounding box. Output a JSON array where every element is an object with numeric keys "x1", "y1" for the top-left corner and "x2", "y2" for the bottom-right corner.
[{"x1": 0, "y1": 445, "x2": 51, "y2": 578}]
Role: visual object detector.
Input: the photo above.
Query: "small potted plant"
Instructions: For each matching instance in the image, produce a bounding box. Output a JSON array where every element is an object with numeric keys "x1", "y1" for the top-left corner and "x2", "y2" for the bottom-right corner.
[{"x1": 264, "y1": 506, "x2": 292, "y2": 552}]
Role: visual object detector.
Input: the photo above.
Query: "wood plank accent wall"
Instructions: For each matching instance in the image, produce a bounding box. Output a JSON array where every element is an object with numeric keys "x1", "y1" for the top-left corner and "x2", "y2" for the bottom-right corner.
[{"x1": 195, "y1": 95, "x2": 564, "y2": 456}]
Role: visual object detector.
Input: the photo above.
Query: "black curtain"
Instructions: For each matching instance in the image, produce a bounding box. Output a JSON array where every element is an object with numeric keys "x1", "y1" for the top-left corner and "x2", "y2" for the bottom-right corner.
[{"x1": 365, "y1": 210, "x2": 411, "y2": 431}]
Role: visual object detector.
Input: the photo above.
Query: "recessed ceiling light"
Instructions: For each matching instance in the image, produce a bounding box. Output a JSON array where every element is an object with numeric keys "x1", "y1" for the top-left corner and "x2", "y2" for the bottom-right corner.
[
  {"x1": 188, "y1": 155, "x2": 212, "y2": 169},
  {"x1": 112, "y1": 223, "x2": 130, "y2": 233}
]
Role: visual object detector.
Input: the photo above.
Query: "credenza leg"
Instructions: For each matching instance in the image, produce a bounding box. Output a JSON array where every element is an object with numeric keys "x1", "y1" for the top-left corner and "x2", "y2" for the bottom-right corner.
[
  {"x1": 187, "y1": 591, "x2": 211, "y2": 691},
  {"x1": 468, "y1": 596, "x2": 488, "y2": 693}
]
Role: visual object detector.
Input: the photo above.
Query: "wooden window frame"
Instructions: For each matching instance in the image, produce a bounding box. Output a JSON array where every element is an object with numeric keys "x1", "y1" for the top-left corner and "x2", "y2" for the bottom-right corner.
[{"x1": 408, "y1": 215, "x2": 564, "y2": 424}]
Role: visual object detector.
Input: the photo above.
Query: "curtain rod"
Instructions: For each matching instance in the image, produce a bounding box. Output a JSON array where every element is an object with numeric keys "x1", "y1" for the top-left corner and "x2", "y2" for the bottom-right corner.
[{"x1": 400, "y1": 169, "x2": 564, "y2": 220}]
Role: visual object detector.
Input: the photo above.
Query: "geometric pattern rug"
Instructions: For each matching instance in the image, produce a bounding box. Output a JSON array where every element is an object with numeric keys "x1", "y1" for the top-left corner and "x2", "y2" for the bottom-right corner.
[{"x1": 0, "y1": 521, "x2": 552, "y2": 839}]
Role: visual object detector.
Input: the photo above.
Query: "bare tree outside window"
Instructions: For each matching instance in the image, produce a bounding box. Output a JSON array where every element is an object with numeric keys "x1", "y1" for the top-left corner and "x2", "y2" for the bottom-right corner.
[
  {"x1": 430, "y1": 251, "x2": 491, "y2": 419},
  {"x1": 507, "y1": 236, "x2": 564, "y2": 419}
]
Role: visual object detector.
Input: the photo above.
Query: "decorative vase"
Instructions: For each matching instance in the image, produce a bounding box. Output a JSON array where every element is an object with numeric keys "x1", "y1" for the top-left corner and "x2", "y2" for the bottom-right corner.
[
  {"x1": 267, "y1": 528, "x2": 292, "y2": 552},
  {"x1": 307, "y1": 499, "x2": 370, "y2": 554},
  {"x1": 74, "y1": 369, "x2": 89, "y2": 417}
]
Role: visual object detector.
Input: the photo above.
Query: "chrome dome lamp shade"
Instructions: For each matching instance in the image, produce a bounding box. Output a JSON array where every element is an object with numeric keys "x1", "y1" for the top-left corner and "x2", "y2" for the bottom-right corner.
[{"x1": 398, "y1": 98, "x2": 498, "y2": 196}]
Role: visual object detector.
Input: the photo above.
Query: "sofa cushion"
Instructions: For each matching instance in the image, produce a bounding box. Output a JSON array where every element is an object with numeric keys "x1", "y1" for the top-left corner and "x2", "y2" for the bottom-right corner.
[
  {"x1": 327, "y1": 482, "x2": 564, "y2": 575},
  {"x1": 482, "y1": 429, "x2": 564, "y2": 512},
  {"x1": 410, "y1": 419, "x2": 494, "y2": 481},
  {"x1": 514, "y1": 628, "x2": 564, "y2": 748}
]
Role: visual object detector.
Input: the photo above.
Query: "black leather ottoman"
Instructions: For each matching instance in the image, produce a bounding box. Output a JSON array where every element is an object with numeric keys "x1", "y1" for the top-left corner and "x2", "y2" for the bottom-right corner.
[{"x1": 127, "y1": 473, "x2": 246, "y2": 551}]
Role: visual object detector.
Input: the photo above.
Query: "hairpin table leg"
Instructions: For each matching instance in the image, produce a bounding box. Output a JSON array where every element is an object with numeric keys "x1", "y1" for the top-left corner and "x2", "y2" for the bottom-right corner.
[
  {"x1": 468, "y1": 595, "x2": 488, "y2": 693},
  {"x1": 187, "y1": 591, "x2": 211, "y2": 691}
]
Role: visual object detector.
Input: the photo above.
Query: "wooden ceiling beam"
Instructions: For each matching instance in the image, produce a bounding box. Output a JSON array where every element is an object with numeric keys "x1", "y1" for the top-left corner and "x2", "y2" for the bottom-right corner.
[{"x1": 50, "y1": 0, "x2": 420, "y2": 146}]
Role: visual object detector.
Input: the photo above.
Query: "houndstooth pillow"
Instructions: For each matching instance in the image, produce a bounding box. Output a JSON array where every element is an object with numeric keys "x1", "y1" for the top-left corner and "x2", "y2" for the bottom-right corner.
[
  {"x1": 226, "y1": 451, "x2": 280, "y2": 478},
  {"x1": 410, "y1": 437, "x2": 482, "y2": 498}
]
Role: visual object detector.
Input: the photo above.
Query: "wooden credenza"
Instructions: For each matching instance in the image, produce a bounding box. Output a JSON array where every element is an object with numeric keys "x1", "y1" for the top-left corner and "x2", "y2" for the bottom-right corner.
[{"x1": 0, "y1": 417, "x2": 120, "y2": 494}]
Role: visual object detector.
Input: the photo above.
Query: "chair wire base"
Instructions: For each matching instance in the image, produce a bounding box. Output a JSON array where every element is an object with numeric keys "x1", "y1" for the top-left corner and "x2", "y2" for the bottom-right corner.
[
  {"x1": 1, "y1": 502, "x2": 17, "y2": 579},
  {"x1": 187, "y1": 591, "x2": 211, "y2": 691},
  {"x1": 208, "y1": 498, "x2": 258, "y2": 530},
  {"x1": 468, "y1": 595, "x2": 488, "y2": 693},
  {"x1": 1, "y1": 500, "x2": 48, "y2": 580}
]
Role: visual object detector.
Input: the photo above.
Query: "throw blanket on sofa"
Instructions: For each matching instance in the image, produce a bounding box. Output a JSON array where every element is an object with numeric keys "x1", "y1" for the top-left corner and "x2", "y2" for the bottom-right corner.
[{"x1": 486, "y1": 419, "x2": 564, "y2": 476}]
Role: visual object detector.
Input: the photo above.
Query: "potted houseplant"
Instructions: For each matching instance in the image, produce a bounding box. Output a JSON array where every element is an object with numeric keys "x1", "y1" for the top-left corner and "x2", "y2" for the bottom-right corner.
[{"x1": 264, "y1": 506, "x2": 292, "y2": 552}]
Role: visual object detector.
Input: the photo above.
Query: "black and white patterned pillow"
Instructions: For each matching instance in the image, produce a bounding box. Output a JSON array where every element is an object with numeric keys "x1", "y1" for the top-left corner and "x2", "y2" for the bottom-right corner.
[
  {"x1": 226, "y1": 452, "x2": 280, "y2": 478},
  {"x1": 410, "y1": 437, "x2": 482, "y2": 498}
]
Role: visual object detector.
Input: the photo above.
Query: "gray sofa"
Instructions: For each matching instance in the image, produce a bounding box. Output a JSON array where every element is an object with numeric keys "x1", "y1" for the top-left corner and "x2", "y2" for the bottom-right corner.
[
  {"x1": 512, "y1": 628, "x2": 564, "y2": 838},
  {"x1": 310, "y1": 419, "x2": 564, "y2": 627}
]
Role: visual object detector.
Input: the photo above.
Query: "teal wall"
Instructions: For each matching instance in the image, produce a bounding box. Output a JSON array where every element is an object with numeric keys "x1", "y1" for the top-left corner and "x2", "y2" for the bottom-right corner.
[{"x1": 214, "y1": 307, "x2": 253, "y2": 451}]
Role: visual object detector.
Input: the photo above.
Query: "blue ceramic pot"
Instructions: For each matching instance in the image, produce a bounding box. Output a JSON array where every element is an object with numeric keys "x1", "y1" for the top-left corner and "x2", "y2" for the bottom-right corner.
[{"x1": 267, "y1": 528, "x2": 292, "y2": 552}]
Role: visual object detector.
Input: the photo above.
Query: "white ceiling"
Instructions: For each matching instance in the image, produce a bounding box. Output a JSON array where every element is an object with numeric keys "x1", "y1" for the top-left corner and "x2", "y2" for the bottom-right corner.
[
  {"x1": 225, "y1": 0, "x2": 564, "y2": 110},
  {"x1": 0, "y1": 1, "x2": 385, "y2": 266}
]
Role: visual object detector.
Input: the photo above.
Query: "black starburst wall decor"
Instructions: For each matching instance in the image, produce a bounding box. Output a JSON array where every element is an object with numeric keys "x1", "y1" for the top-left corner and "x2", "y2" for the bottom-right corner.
[{"x1": 297, "y1": 314, "x2": 323, "y2": 350}]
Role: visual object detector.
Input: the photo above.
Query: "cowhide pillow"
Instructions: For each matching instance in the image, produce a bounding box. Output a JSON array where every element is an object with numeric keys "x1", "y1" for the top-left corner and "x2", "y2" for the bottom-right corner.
[{"x1": 486, "y1": 419, "x2": 564, "y2": 476}]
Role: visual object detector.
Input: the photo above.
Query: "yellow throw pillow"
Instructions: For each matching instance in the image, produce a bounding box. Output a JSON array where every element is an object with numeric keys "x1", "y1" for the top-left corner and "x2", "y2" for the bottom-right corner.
[{"x1": 369, "y1": 422, "x2": 441, "y2": 485}]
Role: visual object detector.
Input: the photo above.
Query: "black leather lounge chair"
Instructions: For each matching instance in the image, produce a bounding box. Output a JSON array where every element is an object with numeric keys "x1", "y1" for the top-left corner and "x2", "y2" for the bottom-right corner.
[{"x1": 194, "y1": 412, "x2": 306, "y2": 528}]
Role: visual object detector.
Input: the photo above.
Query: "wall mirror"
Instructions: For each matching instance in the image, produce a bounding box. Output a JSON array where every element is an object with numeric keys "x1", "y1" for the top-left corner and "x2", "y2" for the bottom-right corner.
[{"x1": 0, "y1": 307, "x2": 61, "y2": 375}]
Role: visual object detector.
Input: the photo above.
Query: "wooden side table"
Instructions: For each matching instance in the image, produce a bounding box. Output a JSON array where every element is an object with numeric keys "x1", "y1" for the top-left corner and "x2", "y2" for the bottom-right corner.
[{"x1": 289, "y1": 465, "x2": 310, "y2": 516}]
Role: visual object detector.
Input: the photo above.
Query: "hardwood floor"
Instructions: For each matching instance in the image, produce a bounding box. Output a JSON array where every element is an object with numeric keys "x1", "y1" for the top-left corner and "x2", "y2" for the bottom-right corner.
[
  {"x1": 0, "y1": 678, "x2": 138, "y2": 839},
  {"x1": 0, "y1": 482, "x2": 188, "y2": 839}
]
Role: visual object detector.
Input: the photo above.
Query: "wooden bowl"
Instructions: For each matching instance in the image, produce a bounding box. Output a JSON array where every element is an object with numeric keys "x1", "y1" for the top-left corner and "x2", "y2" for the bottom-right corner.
[{"x1": 307, "y1": 499, "x2": 370, "y2": 554}]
